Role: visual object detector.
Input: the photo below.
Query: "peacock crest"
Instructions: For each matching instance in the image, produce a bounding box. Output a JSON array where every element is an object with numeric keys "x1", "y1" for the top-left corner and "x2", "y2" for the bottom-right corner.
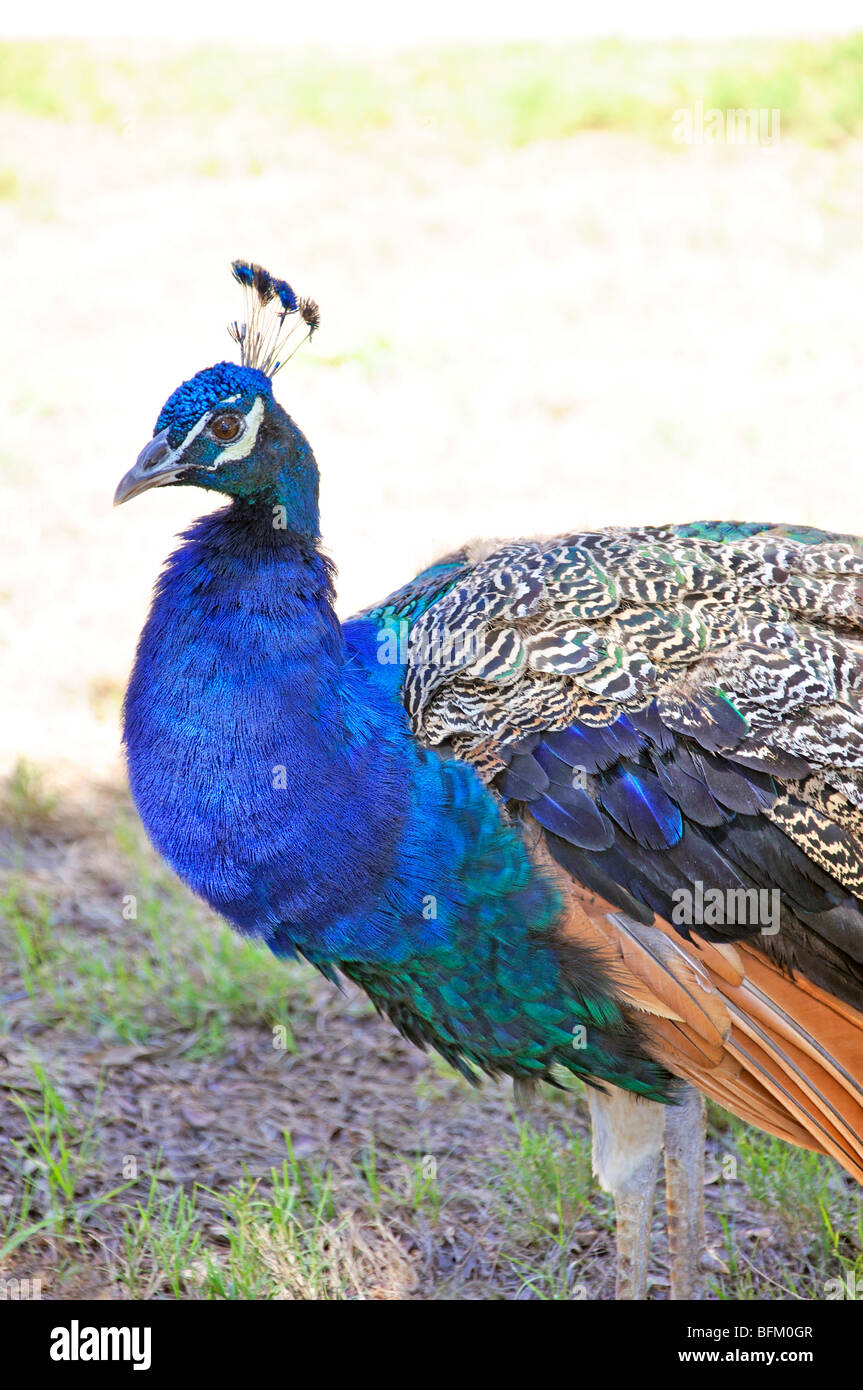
[{"x1": 228, "y1": 260, "x2": 320, "y2": 377}]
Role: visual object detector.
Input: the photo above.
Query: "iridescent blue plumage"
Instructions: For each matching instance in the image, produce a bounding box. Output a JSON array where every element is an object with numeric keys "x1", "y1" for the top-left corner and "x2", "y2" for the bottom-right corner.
[{"x1": 156, "y1": 363, "x2": 272, "y2": 446}]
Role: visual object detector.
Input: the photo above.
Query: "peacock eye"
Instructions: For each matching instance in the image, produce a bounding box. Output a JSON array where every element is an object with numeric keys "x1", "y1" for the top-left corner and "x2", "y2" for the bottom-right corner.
[{"x1": 210, "y1": 412, "x2": 243, "y2": 443}]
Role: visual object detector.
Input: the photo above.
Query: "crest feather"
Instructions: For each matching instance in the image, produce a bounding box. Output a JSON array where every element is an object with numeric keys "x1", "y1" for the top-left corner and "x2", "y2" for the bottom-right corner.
[{"x1": 228, "y1": 259, "x2": 319, "y2": 377}]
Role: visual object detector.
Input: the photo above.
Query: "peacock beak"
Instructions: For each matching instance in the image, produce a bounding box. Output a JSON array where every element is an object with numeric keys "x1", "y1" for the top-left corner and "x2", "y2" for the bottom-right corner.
[{"x1": 114, "y1": 429, "x2": 181, "y2": 506}]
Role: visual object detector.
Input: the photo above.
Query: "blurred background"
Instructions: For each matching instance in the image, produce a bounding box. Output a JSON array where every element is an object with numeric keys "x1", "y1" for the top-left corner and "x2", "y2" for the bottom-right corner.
[
  {"x1": 2, "y1": 5, "x2": 863, "y2": 1301},
  {"x1": 3, "y1": 8, "x2": 863, "y2": 789}
]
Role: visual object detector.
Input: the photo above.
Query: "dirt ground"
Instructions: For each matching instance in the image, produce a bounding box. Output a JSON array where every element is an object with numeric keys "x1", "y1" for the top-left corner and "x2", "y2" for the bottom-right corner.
[
  {"x1": 2, "y1": 76, "x2": 863, "y2": 1298},
  {"x1": 3, "y1": 792, "x2": 859, "y2": 1300}
]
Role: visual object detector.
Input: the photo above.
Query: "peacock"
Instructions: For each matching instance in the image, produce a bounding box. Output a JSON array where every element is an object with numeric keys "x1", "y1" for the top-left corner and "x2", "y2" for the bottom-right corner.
[{"x1": 115, "y1": 261, "x2": 863, "y2": 1299}]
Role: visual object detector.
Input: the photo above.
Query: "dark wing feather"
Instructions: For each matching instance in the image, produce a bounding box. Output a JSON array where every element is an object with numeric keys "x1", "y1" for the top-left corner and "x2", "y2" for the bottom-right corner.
[{"x1": 386, "y1": 521, "x2": 863, "y2": 1011}]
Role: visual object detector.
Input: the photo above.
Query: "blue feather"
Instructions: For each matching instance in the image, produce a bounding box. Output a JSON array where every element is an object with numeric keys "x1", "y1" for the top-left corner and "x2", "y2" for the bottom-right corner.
[{"x1": 598, "y1": 764, "x2": 683, "y2": 851}]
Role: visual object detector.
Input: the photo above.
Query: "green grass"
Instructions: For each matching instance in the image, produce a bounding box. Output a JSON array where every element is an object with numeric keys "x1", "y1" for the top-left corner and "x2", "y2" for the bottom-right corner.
[
  {"x1": 494, "y1": 1113, "x2": 604, "y2": 1299},
  {"x1": 353, "y1": 1134, "x2": 441, "y2": 1219},
  {"x1": 1, "y1": 36, "x2": 863, "y2": 148},
  {"x1": 188, "y1": 1135, "x2": 417, "y2": 1300},
  {"x1": 0, "y1": 1054, "x2": 412, "y2": 1299},
  {"x1": 1, "y1": 1056, "x2": 134, "y2": 1265},
  {"x1": 117, "y1": 1177, "x2": 203, "y2": 1298},
  {"x1": 723, "y1": 1121, "x2": 863, "y2": 1298},
  {"x1": 0, "y1": 812, "x2": 310, "y2": 1052},
  {"x1": 197, "y1": 1138, "x2": 342, "y2": 1298}
]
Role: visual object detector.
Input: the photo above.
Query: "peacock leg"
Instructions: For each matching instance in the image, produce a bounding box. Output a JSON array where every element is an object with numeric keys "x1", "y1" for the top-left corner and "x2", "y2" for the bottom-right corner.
[
  {"x1": 587, "y1": 1087, "x2": 665, "y2": 1299},
  {"x1": 663, "y1": 1082, "x2": 706, "y2": 1300}
]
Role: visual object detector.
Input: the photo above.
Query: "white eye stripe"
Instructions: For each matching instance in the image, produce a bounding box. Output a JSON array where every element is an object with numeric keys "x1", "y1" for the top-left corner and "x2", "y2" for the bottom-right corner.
[
  {"x1": 171, "y1": 396, "x2": 265, "y2": 471},
  {"x1": 172, "y1": 410, "x2": 212, "y2": 458},
  {"x1": 211, "y1": 396, "x2": 265, "y2": 465}
]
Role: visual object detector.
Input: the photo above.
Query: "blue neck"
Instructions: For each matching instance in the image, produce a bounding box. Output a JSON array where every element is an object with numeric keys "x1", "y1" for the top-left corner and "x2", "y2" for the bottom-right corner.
[{"x1": 123, "y1": 502, "x2": 411, "y2": 951}]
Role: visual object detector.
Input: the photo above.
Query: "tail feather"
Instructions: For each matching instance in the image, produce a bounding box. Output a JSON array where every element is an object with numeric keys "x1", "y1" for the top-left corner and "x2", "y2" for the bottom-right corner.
[
  {"x1": 725, "y1": 1023, "x2": 863, "y2": 1179},
  {"x1": 549, "y1": 846, "x2": 863, "y2": 1184}
]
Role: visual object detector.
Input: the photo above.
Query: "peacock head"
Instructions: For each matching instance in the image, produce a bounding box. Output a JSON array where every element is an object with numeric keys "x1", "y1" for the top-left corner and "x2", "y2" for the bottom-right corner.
[{"x1": 114, "y1": 262, "x2": 321, "y2": 534}]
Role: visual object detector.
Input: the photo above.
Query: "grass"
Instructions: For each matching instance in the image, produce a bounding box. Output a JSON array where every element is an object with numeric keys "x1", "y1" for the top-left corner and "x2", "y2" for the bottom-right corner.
[
  {"x1": 1, "y1": 1057, "x2": 133, "y2": 1266},
  {"x1": 118, "y1": 1178, "x2": 203, "y2": 1298},
  {"x1": 353, "y1": 1134, "x2": 441, "y2": 1219},
  {"x1": 1, "y1": 36, "x2": 863, "y2": 150},
  {"x1": 0, "y1": 807, "x2": 310, "y2": 1051},
  {"x1": 493, "y1": 1113, "x2": 607, "y2": 1299},
  {"x1": 0, "y1": 758, "x2": 57, "y2": 835},
  {"x1": 723, "y1": 1122, "x2": 863, "y2": 1298},
  {"x1": 196, "y1": 1147, "x2": 417, "y2": 1300}
]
